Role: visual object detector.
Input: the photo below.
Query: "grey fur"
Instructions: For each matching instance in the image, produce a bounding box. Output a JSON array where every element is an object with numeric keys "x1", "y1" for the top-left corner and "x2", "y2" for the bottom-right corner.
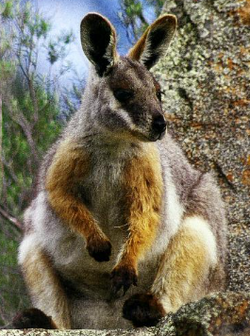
[{"x1": 18, "y1": 13, "x2": 227, "y2": 329}]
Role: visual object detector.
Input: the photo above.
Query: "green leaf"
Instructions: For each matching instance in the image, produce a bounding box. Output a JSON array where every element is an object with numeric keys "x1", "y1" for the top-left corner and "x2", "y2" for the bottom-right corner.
[{"x1": 1, "y1": 1, "x2": 14, "y2": 19}]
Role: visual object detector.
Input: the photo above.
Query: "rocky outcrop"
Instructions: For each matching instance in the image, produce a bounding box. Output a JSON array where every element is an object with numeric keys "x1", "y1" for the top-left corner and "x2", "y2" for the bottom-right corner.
[
  {"x1": 159, "y1": 292, "x2": 250, "y2": 336},
  {"x1": 157, "y1": 0, "x2": 250, "y2": 293}
]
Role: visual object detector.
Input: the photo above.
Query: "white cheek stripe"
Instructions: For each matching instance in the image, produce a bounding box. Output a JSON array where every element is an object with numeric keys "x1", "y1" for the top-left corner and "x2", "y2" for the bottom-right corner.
[
  {"x1": 104, "y1": 87, "x2": 135, "y2": 129},
  {"x1": 117, "y1": 109, "x2": 135, "y2": 128}
]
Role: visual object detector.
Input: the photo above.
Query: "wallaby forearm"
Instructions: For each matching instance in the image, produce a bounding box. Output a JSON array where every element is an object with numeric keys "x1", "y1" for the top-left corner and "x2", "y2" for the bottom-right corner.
[
  {"x1": 121, "y1": 150, "x2": 163, "y2": 264},
  {"x1": 111, "y1": 148, "x2": 163, "y2": 293},
  {"x1": 45, "y1": 139, "x2": 110, "y2": 249}
]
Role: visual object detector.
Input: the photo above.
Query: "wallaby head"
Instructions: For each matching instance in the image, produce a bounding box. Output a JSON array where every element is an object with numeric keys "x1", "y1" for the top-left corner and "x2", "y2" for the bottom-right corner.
[{"x1": 80, "y1": 13, "x2": 176, "y2": 142}]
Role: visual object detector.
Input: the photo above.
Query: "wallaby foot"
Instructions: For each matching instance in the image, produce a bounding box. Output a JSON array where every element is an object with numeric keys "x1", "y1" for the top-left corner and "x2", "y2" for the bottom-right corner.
[
  {"x1": 12, "y1": 308, "x2": 57, "y2": 329},
  {"x1": 111, "y1": 263, "x2": 138, "y2": 297},
  {"x1": 123, "y1": 293, "x2": 165, "y2": 327}
]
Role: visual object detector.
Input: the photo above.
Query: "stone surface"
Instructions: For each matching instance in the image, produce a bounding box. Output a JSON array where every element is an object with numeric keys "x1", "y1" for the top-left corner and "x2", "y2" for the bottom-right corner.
[
  {"x1": 0, "y1": 329, "x2": 154, "y2": 336},
  {"x1": 159, "y1": 292, "x2": 250, "y2": 336},
  {"x1": 158, "y1": 0, "x2": 250, "y2": 293}
]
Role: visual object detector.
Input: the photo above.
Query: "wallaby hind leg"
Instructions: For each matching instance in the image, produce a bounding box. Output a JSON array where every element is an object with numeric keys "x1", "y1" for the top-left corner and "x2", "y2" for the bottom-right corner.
[
  {"x1": 123, "y1": 216, "x2": 219, "y2": 327},
  {"x1": 18, "y1": 235, "x2": 71, "y2": 329},
  {"x1": 151, "y1": 216, "x2": 219, "y2": 311}
]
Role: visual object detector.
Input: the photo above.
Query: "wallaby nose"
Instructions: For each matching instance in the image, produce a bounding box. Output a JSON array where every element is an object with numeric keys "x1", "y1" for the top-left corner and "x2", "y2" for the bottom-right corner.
[{"x1": 152, "y1": 115, "x2": 166, "y2": 134}]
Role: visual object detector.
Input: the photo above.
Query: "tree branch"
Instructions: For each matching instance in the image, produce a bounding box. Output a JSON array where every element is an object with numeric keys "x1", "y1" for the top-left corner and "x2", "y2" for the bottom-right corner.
[{"x1": 0, "y1": 204, "x2": 23, "y2": 231}]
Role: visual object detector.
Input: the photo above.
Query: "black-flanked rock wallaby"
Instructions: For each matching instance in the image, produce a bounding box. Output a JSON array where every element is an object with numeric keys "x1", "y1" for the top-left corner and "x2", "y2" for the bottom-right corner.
[{"x1": 17, "y1": 12, "x2": 227, "y2": 329}]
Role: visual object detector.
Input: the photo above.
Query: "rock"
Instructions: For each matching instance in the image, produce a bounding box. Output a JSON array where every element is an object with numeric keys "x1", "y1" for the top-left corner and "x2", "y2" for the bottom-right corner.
[
  {"x1": 160, "y1": 292, "x2": 250, "y2": 336},
  {"x1": 157, "y1": 0, "x2": 250, "y2": 293}
]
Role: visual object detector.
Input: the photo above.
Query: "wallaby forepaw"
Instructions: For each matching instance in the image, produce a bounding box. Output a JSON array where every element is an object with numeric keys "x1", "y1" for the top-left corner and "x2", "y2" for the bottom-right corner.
[
  {"x1": 87, "y1": 237, "x2": 112, "y2": 262},
  {"x1": 123, "y1": 293, "x2": 165, "y2": 327},
  {"x1": 111, "y1": 264, "x2": 138, "y2": 297},
  {"x1": 12, "y1": 308, "x2": 57, "y2": 329}
]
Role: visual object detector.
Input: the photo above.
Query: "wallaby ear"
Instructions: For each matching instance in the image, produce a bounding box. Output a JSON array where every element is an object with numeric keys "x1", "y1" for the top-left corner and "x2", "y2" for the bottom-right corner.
[
  {"x1": 128, "y1": 14, "x2": 177, "y2": 70},
  {"x1": 80, "y1": 13, "x2": 118, "y2": 76}
]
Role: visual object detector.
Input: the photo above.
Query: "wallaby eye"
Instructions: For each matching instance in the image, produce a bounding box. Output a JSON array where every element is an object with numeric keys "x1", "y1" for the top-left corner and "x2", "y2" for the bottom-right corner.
[{"x1": 113, "y1": 89, "x2": 134, "y2": 103}]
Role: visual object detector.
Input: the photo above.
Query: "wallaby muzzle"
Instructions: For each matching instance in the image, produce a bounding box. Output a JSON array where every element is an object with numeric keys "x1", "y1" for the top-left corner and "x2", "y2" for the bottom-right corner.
[{"x1": 151, "y1": 114, "x2": 166, "y2": 140}]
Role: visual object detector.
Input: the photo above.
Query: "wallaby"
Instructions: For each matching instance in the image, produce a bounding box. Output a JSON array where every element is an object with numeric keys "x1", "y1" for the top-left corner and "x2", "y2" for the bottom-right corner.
[{"x1": 17, "y1": 12, "x2": 227, "y2": 329}]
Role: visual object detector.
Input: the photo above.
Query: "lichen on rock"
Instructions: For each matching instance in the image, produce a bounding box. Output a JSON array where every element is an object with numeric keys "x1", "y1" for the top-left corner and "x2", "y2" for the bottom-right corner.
[{"x1": 157, "y1": 0, "x2": 250, "y2": 293}]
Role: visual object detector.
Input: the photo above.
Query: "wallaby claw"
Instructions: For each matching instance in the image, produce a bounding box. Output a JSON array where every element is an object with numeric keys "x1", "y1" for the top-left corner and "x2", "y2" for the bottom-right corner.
[{"x1": 110, "y1": 264, "x2": 138, "y2": 297}]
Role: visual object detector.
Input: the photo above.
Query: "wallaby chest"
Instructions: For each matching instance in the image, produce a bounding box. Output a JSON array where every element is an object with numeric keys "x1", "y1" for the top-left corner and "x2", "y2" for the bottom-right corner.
[
  {"x1": 79, "y1": 141, "x2": 160, "y2": 238},
  {"x1": 82, "y1": 151, "x2": 127, "y2": 236}
]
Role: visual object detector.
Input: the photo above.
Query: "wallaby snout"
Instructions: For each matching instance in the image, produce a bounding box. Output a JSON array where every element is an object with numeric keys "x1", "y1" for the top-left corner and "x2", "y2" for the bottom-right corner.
[{"x1": 151, "y1": 114, "x2": 166, "y2": 140}]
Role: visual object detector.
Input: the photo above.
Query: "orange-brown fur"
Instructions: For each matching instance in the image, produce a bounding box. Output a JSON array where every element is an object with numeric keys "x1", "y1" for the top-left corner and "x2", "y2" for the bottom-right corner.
[
  {"x1": 46, "y1": 139, "x2": 110, "y2": 247},
  {"x1": 152, "y1": 217, "x2": 216, "y2": 312},
  {"x1": 47, "y1": 140, "x2": 162, "y2": 277},
  {"x1": 117, "y1": 146, "x2": 163, "y2": 270},
  {"x1": 128, "y1": 15, "x2": 177, "y2": 63}
]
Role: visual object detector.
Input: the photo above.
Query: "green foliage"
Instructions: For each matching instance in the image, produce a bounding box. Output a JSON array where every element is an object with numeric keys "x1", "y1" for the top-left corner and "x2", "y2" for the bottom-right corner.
[
  {"x1": 118, "y1": 0, "x2": 164, "y2": 42},
  {"x1": 0, "y1": 222, "x2": 29, "y2": 326},
  {"x1": 48, "y1": 31, "x2": 74, "y2": 65},
  {"x1": 146, "y1": 0, "x2": 165, "y2": 15},
  {"x1": 0, "y1": 0, "x2": 76, "y2": 325},
  {"x1": 1, "y1": 1, "x2": 14, "y2": 19},
  {"x1": 0, "y1": 60, "x2": 15, "y2": 79},
  {"x1": 2, "y1": 81, "x2": 62, "y2": 213},
  {"x1": 0, "y1": 0, "x2": 74, "y2": 214}
]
